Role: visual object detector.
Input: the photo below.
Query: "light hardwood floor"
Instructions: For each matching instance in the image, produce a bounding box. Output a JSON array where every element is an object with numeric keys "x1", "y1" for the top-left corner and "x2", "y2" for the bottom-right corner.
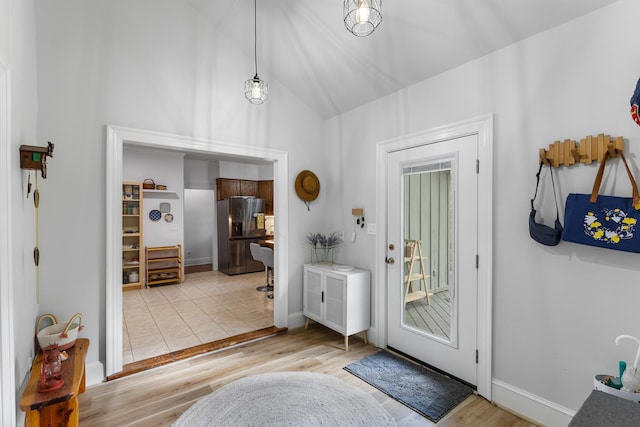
[{"x1": 80, "y1": 325, "x2": 537, "y2": 426}]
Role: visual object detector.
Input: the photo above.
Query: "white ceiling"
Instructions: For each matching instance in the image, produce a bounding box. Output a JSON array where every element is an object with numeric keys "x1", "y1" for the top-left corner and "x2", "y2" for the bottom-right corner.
[{"x1": 185, "y1": 0, "x2": 616, "y2": 119}]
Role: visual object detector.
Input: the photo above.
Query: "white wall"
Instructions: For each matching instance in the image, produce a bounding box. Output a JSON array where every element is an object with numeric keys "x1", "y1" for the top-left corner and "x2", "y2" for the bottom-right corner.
[
  {"x1": 184, "y1": 158, "x2": 216, "y2": 190},
  {"x1": 34, "y1": 0, "x2": 329, "y2": 373},
  {"x1": 123, "y1": 146, "x2": 185, "y2": 249},
  {"x1": 258, "y1": 164, "x2": 275, "y2": 180},
  {"x1": 1, "y1": 0, "x2": 38, "y2": 424},
  {"x1": 328, "y1": 0, "x2": 640, "y2": 423},
  {"x1": 219, "y1": 160, "x2": 262, "y2": 180}
]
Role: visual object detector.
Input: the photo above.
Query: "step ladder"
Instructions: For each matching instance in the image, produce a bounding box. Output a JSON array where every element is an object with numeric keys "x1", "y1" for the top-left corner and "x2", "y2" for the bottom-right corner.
[{"x1": 404, "y1": 239, "x2": 431, "y2": 305}]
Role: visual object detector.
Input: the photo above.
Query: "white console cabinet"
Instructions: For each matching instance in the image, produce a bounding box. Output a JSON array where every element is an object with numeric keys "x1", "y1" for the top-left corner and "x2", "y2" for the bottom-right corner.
[{"x1": 303, "y1": 264, "x2": 371, "y2": 350}]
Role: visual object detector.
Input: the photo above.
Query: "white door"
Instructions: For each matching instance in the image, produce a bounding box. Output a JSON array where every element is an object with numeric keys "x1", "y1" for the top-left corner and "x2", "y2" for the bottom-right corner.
[{"x1": 386, "y1": 134, "x2": 478, "y2": 386}]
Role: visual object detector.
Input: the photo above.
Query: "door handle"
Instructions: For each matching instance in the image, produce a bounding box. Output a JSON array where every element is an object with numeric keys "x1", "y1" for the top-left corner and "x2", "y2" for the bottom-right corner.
[{"x1": 385, "y1": 257, "x2": 395, "y2": 264}]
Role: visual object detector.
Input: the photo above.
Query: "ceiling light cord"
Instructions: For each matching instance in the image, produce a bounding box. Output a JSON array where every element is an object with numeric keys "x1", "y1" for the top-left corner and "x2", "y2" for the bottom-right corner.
[
  {"x1": 244, "y1": 0, "x2": 268, "y2": 104},
  {"x1": 253, "y1": 0, "x2": 258, "y2": 78}
]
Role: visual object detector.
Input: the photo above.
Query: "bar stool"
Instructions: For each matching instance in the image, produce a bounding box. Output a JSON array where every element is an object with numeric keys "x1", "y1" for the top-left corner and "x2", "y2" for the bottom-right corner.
[
  {"x1": 260, "y1": 246, "x2": 274, "y2": 299},
  {"x1": 250, "y1": 242, "x2": 272, "y2": 292}
]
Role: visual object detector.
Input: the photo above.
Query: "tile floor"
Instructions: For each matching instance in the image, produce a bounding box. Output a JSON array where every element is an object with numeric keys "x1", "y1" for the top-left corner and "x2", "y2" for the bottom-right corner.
[{"x1": 123, "y1": 270, "x2": 273, "y2": 364}]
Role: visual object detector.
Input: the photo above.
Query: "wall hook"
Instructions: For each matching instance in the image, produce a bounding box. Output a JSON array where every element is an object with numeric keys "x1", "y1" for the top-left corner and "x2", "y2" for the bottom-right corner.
[
  {"x1": 20, "y1": 141, "x2": 54, "y2": 178},
  {"x1": 538, "y1": 134, "x2": 624, "y2": 167}
]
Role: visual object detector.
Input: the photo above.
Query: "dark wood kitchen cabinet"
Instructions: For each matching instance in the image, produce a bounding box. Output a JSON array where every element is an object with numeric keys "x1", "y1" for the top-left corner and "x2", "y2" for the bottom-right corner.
[
  {"x1": 240, "y1": 180, "x2": 258, "y2": 197},
  {"x1": 216, "y1": 178, "x2": 240, "y2": 200},
  {"x1": 217, "y1": 178, "x2": 273, "y2": 213},
  {"x1": 258, "y1": 180, "x2": 274, "y2": 214},
  {"x1": 217, "y1": 178, "x2": 258, "y2": 200}
]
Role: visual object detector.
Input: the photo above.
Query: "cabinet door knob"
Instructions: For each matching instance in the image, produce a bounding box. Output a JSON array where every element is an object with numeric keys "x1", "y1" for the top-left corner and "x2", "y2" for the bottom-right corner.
[{"x1": 385, "y1": 257, "x2": 395, "y2": 264}]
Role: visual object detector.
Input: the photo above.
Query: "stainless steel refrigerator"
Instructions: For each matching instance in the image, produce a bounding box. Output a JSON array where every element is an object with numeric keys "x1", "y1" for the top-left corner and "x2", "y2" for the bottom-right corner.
[{"x1": 217, "y1": 197, "x2": 266, "y2": 275}]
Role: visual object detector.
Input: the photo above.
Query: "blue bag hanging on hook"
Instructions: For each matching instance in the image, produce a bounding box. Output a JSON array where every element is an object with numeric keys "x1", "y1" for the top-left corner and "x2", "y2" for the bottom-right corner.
[
  {"x1": 529, "y1": 162, "x2": 563, "y2": 246},
  {"x1": 631, "y1": 77, "x2": 640, "y2": 126},
  {"x1": 562, "y1": 150, "x2": 640, "y2": 253}
]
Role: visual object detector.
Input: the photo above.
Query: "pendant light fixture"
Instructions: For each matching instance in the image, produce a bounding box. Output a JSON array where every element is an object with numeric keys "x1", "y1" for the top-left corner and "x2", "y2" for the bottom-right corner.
[
  {"x1": 344, "y1": 0, "x2": 382, "y2": 37},
  {"x1": 244, "y1": 0, "x2": 268, "y2": 104}
]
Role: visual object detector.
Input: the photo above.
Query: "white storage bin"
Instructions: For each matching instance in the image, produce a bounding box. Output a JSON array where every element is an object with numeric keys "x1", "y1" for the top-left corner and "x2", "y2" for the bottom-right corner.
[{"x1": 594, "y1": 375, "x2": 640, "y2": 403}]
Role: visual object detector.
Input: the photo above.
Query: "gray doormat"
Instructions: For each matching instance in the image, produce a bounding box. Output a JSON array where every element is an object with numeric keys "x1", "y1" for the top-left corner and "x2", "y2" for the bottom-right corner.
[{"x1": 344, "y1": 350, "x2": 473, "y2": 422}]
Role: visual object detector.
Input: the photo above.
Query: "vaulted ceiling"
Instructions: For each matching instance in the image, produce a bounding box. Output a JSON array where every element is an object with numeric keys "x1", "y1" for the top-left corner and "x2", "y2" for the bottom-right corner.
[{"x1": 186, "y1": 0, "x2": 615, "y2": 119}]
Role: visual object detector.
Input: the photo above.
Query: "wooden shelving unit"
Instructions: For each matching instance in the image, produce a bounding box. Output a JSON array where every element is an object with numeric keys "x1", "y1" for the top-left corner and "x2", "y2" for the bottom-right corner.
[
  {"x1": 122, "y1": 182, "x2": 142, "y2": 291},
  {"x1": 145, "y1": 245, "x2": 183, "y2": 287},
  {"x1": 404, "y1": 240, "x2": 431, "y2": 305}
]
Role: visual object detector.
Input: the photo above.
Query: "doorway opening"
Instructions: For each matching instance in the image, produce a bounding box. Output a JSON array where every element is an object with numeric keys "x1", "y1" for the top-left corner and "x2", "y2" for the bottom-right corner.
[
  {"x1": 106, "y1": 125, "x2": 289, "y2": 377},
  {"x1": 113, "y1": 271, "x2": 282, "y2": 379}
]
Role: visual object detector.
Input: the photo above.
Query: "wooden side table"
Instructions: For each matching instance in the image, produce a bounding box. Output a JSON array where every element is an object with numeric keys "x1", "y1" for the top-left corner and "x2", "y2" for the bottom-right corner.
[{"x1": 19, "y1": 338, "x2": 89, "y2": 427}]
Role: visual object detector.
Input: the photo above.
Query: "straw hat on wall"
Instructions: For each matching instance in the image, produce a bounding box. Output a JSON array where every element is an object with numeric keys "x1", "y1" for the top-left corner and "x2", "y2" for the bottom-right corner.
[{"x1": 295, "y1": 170, "x2": 320, "y2": 209}]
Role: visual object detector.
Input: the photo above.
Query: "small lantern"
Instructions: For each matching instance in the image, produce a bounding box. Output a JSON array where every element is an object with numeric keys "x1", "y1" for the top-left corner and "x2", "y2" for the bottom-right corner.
[{"x1": 39, "y1": 344, "x2": 64, "y2": 393}]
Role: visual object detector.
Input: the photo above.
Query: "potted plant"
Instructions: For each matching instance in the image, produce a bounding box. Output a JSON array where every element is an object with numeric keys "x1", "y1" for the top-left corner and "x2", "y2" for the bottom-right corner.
[{"x1": 307, "y1": 232, "x2": 343, "y2": 264}]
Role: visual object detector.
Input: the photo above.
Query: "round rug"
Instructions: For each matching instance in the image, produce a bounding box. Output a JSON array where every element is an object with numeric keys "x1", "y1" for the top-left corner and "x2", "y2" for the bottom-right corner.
[{"x1": 172, "y1": 371, "x2": 396, "y2": 426}]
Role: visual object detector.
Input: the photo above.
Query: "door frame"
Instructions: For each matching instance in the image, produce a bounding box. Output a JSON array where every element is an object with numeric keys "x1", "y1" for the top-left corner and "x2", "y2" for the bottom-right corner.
[
  {"x1": 0, "y1": 59, "x2": 16, "y2": 427},
  {"x1": 105, "y1": 125, "x2": 289, "y2": 377},
  {"x1": 374, "y1": 114, "x2": 494, "y2": 399}
]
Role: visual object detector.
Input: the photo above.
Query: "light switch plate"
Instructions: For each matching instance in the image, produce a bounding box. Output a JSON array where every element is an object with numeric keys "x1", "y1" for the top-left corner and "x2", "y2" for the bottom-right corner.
[{"x1": 367, "y1": 223, "x2": 376, "y2": 235}]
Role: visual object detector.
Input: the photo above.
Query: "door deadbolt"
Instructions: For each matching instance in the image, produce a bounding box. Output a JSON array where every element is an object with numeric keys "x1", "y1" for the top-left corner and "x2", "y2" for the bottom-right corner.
[
  {"x1": 388, "y1": 244, "x2": 395, "y2": 251},
  {"x1": 385, "y1": 257, "x2": 395, "y2": 264}
]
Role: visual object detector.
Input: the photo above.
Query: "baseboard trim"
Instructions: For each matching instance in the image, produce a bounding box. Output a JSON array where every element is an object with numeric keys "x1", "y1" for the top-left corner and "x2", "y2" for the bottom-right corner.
[
  {"x1": 184, "y1": 263, "x2": 213, "y2": 274},
  {"x1": 184, "y1": 258, "x2": 212, "y2": 267},
  {"x1": 492, "y1": 379, "x2": 575, "y2": 427},
  {"x1": 86, "y1": 361, "x2": 105, "y2": 387},
  {"x1": 288, "y1": 311, "x2": 306, "y2": 330}
]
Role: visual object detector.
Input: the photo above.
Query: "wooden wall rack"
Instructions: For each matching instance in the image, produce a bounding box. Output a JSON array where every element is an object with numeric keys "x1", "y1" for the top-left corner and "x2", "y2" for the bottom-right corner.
[{"x1": 539, "y1": 134, "x2": 624, "y2": 168}]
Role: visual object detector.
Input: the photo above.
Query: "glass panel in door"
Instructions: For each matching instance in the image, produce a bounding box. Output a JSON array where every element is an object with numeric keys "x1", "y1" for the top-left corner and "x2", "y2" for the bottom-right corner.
[{"x1": 402, "y1": 164, "x2": 453, "y2": 342}]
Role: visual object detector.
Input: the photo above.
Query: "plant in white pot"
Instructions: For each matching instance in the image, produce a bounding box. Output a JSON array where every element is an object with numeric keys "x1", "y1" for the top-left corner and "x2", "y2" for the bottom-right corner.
[{"x1": 307, "y1": 232, "x2": 343, "y2": 264}]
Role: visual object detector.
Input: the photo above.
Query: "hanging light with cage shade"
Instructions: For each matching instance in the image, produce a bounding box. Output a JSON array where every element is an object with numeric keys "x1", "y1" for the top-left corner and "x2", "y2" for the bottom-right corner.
[
  {"x1": 244, "y1": 0, "x2": 268, "y2": 104},
  {"x1": 344, "y1": 0, "x2": 382, "y2": 37}
]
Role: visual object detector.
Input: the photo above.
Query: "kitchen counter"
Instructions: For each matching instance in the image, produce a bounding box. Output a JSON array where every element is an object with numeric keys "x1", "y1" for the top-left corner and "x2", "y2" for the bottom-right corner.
[{"x1": 259, "y1": 239, "x2": 274, "y2": 250}]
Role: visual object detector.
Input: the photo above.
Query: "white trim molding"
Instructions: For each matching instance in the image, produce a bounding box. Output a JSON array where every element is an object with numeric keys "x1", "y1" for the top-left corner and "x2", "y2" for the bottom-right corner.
[
  {"x1": 492, "y1": 379, "x2": 575, "y2": 426},
  {"x1": 374, "y1": 114, "x2": 494, "y2": 399},
  {"x1": 105, "y1": 125, "x2": 289, "y2": 377},
  {"x1": 86, "y1": 361, "x2": 106, "y2": 387},
  {"x1": 0, "y1": 61, "x2": 16, "y2": 427}
]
